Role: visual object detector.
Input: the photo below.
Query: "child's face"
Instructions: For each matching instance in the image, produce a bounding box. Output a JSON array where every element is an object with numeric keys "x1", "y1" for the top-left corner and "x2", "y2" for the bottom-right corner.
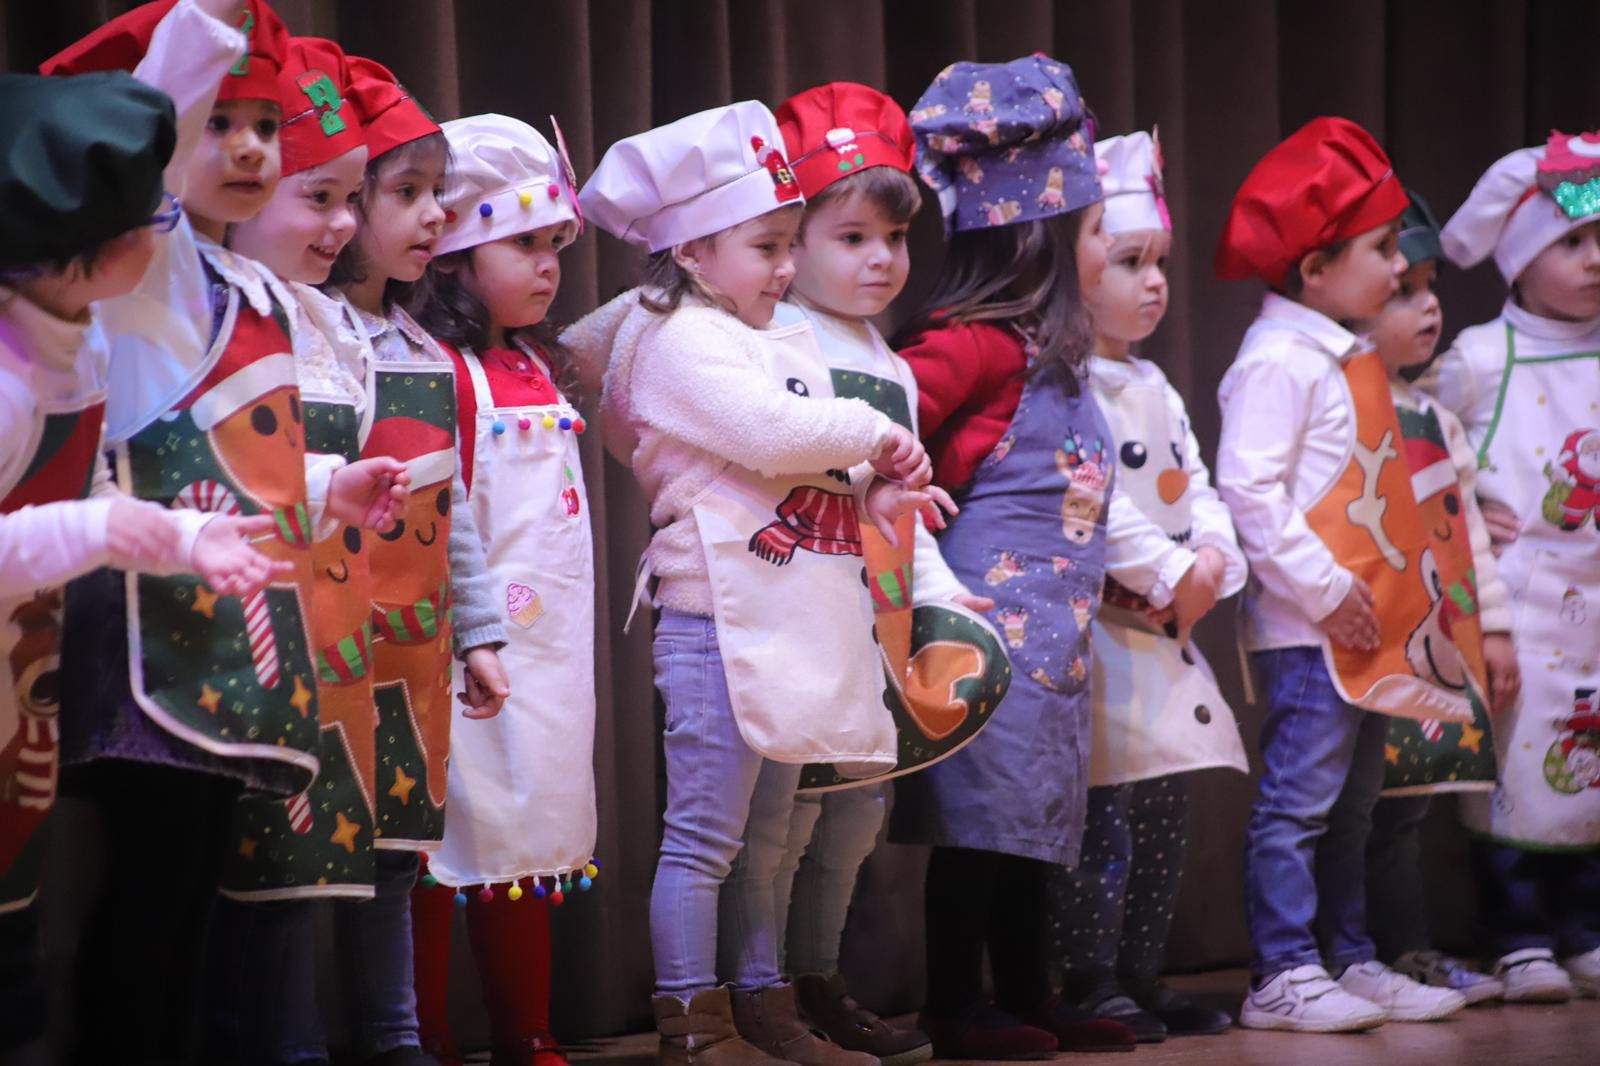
[
  {"x1": 789, "y1": 191, "x2": 910, "y2": 320},
  {"x1": 1518, "y1": 220, "x2": 1600, "y2": 322},
  {"x1": 1085, "y1": 228, "x2": 1170, "y2": 348},
  {"x1": 20, "y1": 225, "x2": 158, "y2": 321},
  {"x1": 456, "y1": 222, "x2": 574, "y2": 335},
  {"x1": 228, "y1": 147, "x2": 367, "y2": 284},
  {"x1": 686, "y1": 206, "x2": 802, "y2": 329},
  {"x1": 1307, "y1": 219, "x2": 1403, "y2": 322},
  {"x1": 359, "y1": 148, "x2": 449, "y2": 286},
  {"x1": 1372, "y1": 259, "x2": 1442, "y2": 378},
  {"x1": 1074, "y1": 200, "x2": 1111, "y2": 292},
  {"x1": 183, "y1": 100, "x2": 283, "y2": 238}
]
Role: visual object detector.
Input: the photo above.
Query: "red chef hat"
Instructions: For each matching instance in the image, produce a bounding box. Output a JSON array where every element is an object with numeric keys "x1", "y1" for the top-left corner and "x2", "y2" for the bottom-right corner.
[
  {"x1": 776, "y1": 82, "x2": 916, "y2": 200},
  {"x1": 344, "y1": 55, "x2": 440, "y2": 162},
  {"x1": 41, "y1": 0, "x2": 288, "y2": 105},
  {"x1": 278, "y1": 37, "x2": 364, "y2": 177},
  {"x1": 1214, "y1": 116, "x2": 1408, "y2": 287}
]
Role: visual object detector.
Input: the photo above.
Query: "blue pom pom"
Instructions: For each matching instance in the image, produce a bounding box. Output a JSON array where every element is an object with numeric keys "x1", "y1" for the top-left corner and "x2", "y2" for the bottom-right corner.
[
  {"x1": 453, "y1": 890, "x2": 467, "y2": 908},
  {"x1": 532, "y1": 881, "x2": 548, "y2": 899},
  {"x1": 491, "y1": 420, "x2": 506, "y2": 435},
  {"x1": 558, "y1": 416, "x2": 573, "y2": 431},
  {"x1": 478, "y1": 202, "x2": 494, "y2": 218},
  {"x1": 579, "y1": 876, "x2": 593, "y2": 891}
]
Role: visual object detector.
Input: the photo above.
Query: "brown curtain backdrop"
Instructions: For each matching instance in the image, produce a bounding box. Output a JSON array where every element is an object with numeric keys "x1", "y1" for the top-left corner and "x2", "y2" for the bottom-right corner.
[{"x1": 7, "y1": 0, "x2": 1600, "y2": 1046}]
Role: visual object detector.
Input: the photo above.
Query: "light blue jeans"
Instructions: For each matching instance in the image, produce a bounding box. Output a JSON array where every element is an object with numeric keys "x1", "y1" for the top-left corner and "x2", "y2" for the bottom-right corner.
[
  {"x1": 652, "y1": 610, "x2": 801, "y2": 999},
  {"x1": 770, "y1": 785, "x2": 886, "y2": 976}
]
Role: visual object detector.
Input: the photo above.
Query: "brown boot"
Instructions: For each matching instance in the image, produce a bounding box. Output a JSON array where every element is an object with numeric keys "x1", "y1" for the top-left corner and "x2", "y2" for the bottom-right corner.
[
  {"x1": 654, "y1": 986, "x2": 798, "y2": 1066},
  {"x1": 730, "y1": 984, "x2": 880, "y2": 1066},
  {"x1": 793, "y1": 973, "x2": 931, "y2": 1066}
]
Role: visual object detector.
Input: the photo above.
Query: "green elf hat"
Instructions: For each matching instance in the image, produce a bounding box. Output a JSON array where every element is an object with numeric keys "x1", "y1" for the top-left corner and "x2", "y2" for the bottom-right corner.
[
  {"x1": 0, "y1": 71, "x2": 176, "y2": 270},
  {"x1": 1398, "y1": 190, "x2": 1444, "y2": 269}
]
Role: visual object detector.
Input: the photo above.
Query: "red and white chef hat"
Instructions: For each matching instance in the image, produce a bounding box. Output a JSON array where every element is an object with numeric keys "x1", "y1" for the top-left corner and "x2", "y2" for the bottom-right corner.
[{"x1": 1095, "y1": 129, "x2": 1171, "y2": 235}]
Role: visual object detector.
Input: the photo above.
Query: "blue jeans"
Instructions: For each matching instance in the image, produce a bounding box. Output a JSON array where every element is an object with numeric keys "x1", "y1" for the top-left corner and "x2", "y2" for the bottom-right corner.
[
  {"x1": 204, "y1": 898, "x2": 325, "y2": 1065},
  {"x1": 652, "y1": 611, "x2": 801, "y2": 998},
  {"x1": 1246, "y1": 647, "x2": 1388, "y2": 978},
  {"x1": 771, "y1": 784, "x2": 886, "y2": 976},
  {"x1": 333, "y1": 849, "x2": 425, "y2": 1060},
  {"x1": 1472, "y1": 841, "x2": 1600, "y2": 957}
]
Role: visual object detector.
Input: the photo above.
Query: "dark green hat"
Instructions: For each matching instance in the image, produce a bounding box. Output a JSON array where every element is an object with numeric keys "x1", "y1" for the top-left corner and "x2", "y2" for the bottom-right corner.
[
  {"x1": 1398, "y1": 190, "x2": 1444, "y2": 269},
  {"x1": 0, "y1": 71, "x2": 176, "y2": 269}
]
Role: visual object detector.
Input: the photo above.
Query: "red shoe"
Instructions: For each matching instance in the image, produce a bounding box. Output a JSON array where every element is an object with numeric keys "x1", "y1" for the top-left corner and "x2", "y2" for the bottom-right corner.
[
  {"x1": 916, "y1": 1005, "x2": 1058, "y2": 1060},
  {"x1": 491, "y1": 1033, "x2": 570, "y2": 1066},
  {"x1": 1017, "y1": 995, "x2": 1137, "y2": 1053}
]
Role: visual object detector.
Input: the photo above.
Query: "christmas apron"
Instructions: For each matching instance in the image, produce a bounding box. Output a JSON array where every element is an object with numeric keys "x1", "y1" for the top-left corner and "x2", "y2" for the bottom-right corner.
[
  {"x1": 0, "y1": 395, "x2": 104, "y2": 913},
  {"x1": 366, "y1": 357, "x2": 457, "y2": 851},
  {"x1": 1302, "y1": 351, "x2": 1487, "y2": 722},
  {"x1": 118, "y1": 281, "x2": 320, "y2": 798},
  {"x1": 672, "y1": 319, "x2": 895, "y2": 776},
  {"x1": 1461, "y1": 326, "x2": 1600, "y2": 847},
  {"x1": 1089, "y1": 367, "x2": 1246, "y2": 787},
  {"x1": 221, "y1": 375, "x2": 380, "y2": 899},
  {"x1": 1381, "y1": 400, "x2": 1497, "y2": 796},
  {"x1": 426, "y1": 343, "x2": 597, "y2": 890},
  {"x1": 777, "y1": 307, "x2": 1010, "y2": 792}
]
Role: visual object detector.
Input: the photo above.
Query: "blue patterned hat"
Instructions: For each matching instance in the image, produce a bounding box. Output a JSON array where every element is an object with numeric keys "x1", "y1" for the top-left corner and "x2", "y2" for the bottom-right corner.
[{"x1": 908, "y1": 54, "x2": 1101, "y2": 234}]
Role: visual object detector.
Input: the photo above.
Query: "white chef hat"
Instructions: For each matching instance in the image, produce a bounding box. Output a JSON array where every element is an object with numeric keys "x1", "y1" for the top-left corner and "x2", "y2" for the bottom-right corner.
[
  {"x1": 436, "y1": 114, "x2": 582, "y2": 257},
  {"x1": 1095, "y1": 130, "x2": 1171, "y2": 235},
  {"x1": 1441, "y1": 132, "x2": 1600, "y2": 283},
  {"x1": 580, "y1": 100, "x2": 804, "y2": 253}
]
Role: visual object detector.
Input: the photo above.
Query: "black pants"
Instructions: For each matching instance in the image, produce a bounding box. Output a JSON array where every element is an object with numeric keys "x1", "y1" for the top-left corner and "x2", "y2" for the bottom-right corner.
[
  {"x1": 60, "y1": 759, "x2": 241, "y2": 1066},
  {"x1": 924, "y1": 846, "x2": 1053, "y2": 1016},
  {"x1": 0, "y1": 904, "x2": 45, "y2": 1050}
]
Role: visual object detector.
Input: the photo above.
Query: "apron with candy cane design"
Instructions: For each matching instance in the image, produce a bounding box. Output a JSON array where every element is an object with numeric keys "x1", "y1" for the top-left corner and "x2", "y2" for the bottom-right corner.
[
  {"x1": 425, "y1": 342, "x2": 597, "y2": 890},
  {"x1": 365, "y1": 356, "x2": 457, "y2": 851},
  {"x1": 0, "y1": 383, "x2": 104, "y2": 915},
  {"x1": 686, "y1": 319, "x2": 895, "y2": 775},
  {"x1": 118, "y1": 268, "x2": 320, "y2": 799}
]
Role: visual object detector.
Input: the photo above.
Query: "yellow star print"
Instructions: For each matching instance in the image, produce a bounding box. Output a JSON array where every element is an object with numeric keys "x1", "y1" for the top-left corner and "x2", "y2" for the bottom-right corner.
[
  {"x1": 330, "y1": 811, "x2": 361, "y2": 854},
  {"x1": 389, "y1": 766, "x2": 416, "y2": 806},
  {"x1": 289, "y1": 675, "x2": 313, "y2": 719},
  {"x1": 192, "y1": 584, "x2": 220, "y2": 619},
  {"x1": 1385, "y1": 744, "x2": 1400, "y2": 765},
  {"x1": 198, "y1": 684, "x2": 223, "y2": 715},
  {"x1": 1459, "y1": 722, "x2": 1485, "y2": 754},
  {"x1": 238, "y1": 836, "x2": 258, "y2": 860}
]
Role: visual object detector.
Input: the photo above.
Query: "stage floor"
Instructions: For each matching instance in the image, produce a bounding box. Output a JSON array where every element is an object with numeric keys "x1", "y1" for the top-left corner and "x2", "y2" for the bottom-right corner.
[{"x1": 520, "y1": 970, "x2": 1600, "y2": 1066}]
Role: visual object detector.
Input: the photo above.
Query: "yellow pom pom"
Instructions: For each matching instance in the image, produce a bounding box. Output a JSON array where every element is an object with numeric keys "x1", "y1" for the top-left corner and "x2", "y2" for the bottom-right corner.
[
  {"x1": 508, "y1": 883, "x2": 524, "y2": 901},
  {"x1": 518, "y1": 190, "x2": 533, "y2": 208},
  {"x1": 583, "y1": 863, "x2": 599, "y2": 879},
  {"x1": 543, "y1": 415, "x2": 557, "y2": 430}
]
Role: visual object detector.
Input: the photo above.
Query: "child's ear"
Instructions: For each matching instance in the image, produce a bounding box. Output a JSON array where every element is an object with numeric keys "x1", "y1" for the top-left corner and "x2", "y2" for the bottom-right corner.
[
  {"x1": 672, "y1": 241, "x2": 703, "y2": 275},
  {"x1": 1297, "y1": 246, "x2": 1329, "y2": 285}
]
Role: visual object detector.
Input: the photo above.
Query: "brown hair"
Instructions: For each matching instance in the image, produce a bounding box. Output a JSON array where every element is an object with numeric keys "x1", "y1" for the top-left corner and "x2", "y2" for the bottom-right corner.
[
  {"x1": 635, "y1": 203, "x2": 805, "y2": 316},
  {"x1": 1280, "y1": 239, "x2": 1349, "y2": 299},
  {"x1": 326, "y1": 132, "x2": 451, "y2": 311},
  {"x1": 799, "y1": 166, "x2": 922, "y2": 236},
  {"x1": 892, "y1": 209, "x2": 1094, "y2": 393}
]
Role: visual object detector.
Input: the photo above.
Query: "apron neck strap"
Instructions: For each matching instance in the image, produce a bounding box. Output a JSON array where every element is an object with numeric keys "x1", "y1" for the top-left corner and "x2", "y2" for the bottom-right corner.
[{"x1": 459, "y1": 346, "x2": 497, "y2": 413}]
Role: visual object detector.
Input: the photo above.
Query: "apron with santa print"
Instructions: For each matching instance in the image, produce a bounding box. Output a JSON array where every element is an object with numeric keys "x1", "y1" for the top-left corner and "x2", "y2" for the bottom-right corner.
[
  {"x1": 0, "y1": 376, "x2": 105, "y2": 914},
  {"x1": 365, "y1": 356, "x2": 457, "y2": 851},
  {"x1": 1381, "y1": 397, "x2": 1497, "y2": 796},
  {"x1": 681, "y1": 318, "x2": 895, "y2": 776},
  {"x1": 1460, "y1": 325, "x2": 1600, "y2": 847},
  {"x1": 1302, "y1": 350, "x2": 1488, "y2": 724},
  {"x1": 1087, "y1": 361, "x2": 1247, "y2": 787},
  {"x1": 425, "y1": 342, "x2": 597, "y2": 892},
  {"x1": 118, "y1": 258, "x2": 320, "y2": 799},
  {"x1": 769, "y1": 305, "x2": 1011, "y2": 793}
]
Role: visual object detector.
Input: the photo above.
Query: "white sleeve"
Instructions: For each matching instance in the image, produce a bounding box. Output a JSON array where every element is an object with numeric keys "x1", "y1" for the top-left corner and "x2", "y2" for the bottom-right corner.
[
  {"x1": 0, "y1": 500, "x2": 114, "y2": 596},
  {"x1": 1216, "y1": 357, "x2": 1352, "y2": 623},
  {"x1": 304, "y1": 453, "x2": 349, "y2": 536},
  {"x1": 1167, "y1": 380, "x2": 1247, "y2": 597},
  {"x1": 132, "y1": 0, "x2": 248, "y2": 196},
  {"x1": 1105, "y1": 486, "x2": 1195, "y2": 609},
  {"x1": 911, "y1": 520, "x2": 969, "y2": 604}
]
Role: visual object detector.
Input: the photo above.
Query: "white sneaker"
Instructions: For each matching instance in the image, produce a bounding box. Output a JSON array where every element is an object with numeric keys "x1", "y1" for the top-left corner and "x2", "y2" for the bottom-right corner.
[
  {"x1": 1239, "y1": 964, "x2": 1388, "y2": 1033},
  {"x1": 1337, "y1": 960, "x2": 1466, "y2": 1021},
  {"x1": 1393, "y1": 949, "x2": 1505, "y2": 1006},
  {"x1": 1560, "y1": 945, "x2": 1600, "y2": 998},
  {"x1": 1494, "y1": 948, "x2": 1574, "y2": 1003}
]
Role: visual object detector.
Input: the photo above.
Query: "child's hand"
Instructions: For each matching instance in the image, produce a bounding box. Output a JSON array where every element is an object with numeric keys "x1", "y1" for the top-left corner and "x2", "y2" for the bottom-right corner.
[
  {"x1": 459, "y1": 646, "x2": 510, "y2": 720},
  {"x1": 871, "y1": 426, "x2": 931, "y2": 487},
  {"x1": 865, "y1": 479, "x2": 958, "y2": 547},
  {"x1": 191, "y1": 514, "x2": 294, "y2": 597},
  {"x1": 1319, "y1": 576, "x2": 1380, "y2": 652},
  {"x1": 1168, "y1": 559, "x2": 1222, "y2": 643},
  {"x1": 1191, "y1": 545, "x2": 1228, "y2": 600},
  {"x1": 107, "y1": 498, "x2": 185, "y2": 570},
  {"x1": 1483, "y1": 633, "x2": 1521, "y2": 715},
  {"x1": 1478, "y1": 497, "x2": 1521, "y2": 556},
  {"x1": 328, "y1": 458, "x2": 411, "y2": 533}
]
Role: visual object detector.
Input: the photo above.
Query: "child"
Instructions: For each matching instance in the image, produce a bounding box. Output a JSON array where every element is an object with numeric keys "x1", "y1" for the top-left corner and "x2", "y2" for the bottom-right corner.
[
  {"x1": 1047, "y1": 129, "x2": 1247, "y2": 1042},
  {"x1": 1429, "y1": 132, "x2": 1600, "y2": 1001},
  {"x1": 572, "y1": 99, "x2": 927, "y2": 1066},
  {"x1": 1214, "y1": 116, "x2": 1473, "y2": 1032},
  {"x1": 0, "y1": 65, "x2": 286, "y2": 1055},
  {"x1": 886, "y1": 56, "x2": 1213, "y2": 1059},
  {"x1": 40, "y1": 4, "x2": 406, "y2": 1059},
  {"x1": 406, "y1": 112, "x2": 592, "y2": 1066},
  {"x1": 1361, "y1": 192, "x2": 1520, "y2": 1006},
  {"x1": 759, "y1": 81, "x2": 1010, "y2": 1066}
]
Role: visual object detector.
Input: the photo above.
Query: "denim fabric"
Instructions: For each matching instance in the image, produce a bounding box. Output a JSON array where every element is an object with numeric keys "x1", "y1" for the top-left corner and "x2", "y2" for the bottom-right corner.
[
  {"x1": 204, "y1": 898, "x2": 326, "y2": 1065},
  {"x1": 333, "y1": 850, "x2": 425, "y2": 1059},
  {"x1": 1365, "y1": 794, "x2": 1433, "y2": 961},
  {"x1": 772, "y1": 783, "x2": 886, "y2": 976},
  {"x1": 1472, "y1": 840, "x2": 1600, "y2": 957}
]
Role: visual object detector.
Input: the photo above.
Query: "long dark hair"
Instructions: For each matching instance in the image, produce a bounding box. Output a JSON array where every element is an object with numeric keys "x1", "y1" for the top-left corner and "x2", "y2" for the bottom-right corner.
[
  {"x1": 326, "y1": 132, "x2": 451, "y2": 312},
  {"x1": 892, "y1": 209, "x2": 1095, "y2": 393}
]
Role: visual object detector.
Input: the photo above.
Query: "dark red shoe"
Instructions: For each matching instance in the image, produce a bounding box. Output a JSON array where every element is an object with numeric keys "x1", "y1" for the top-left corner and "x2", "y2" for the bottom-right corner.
[
  {"x1": 490, "y1": 1033, "x2": 570, "y2": 1066},
  {"x1": 1018, "y1": 994, "x2": 1137, "y2": 1053},
  {"x1": 916, "y1": 1005, "x2": 1058, "y2": 1060}
]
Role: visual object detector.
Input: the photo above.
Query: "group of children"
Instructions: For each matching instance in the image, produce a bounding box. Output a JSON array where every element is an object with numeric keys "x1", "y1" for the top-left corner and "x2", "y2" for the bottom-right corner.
[{"x1": 0, "y1": 2, "x2": 1596, "y2": 1064}]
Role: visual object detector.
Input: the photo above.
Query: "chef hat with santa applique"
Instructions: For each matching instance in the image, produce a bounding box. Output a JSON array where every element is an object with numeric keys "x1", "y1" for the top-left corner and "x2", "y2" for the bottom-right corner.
[
  {"x1": 278, "y1": 38, "x2": 364, "y2": 178},
  {"x1": 1095, "y1": 129, "x2": 1171, "y2": 235},
  {"x1": 436, "y1": 114, "x2": 582, "y2": 257},
  {"x1": 1440, "y1": 131, "x2": 1600, "y2": 283},
  {"x1": 580, "y1": 100, "x2": 802, "y2": 253},
  {"x1": 775, "y1": 82, "x2": 916, "y2": 200}
]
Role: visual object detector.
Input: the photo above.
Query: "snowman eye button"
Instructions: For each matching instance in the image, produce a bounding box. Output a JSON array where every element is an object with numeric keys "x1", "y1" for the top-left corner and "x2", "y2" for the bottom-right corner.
[{"x1": 1119, "y1": 441, "x2": 1148, "y2": 469}]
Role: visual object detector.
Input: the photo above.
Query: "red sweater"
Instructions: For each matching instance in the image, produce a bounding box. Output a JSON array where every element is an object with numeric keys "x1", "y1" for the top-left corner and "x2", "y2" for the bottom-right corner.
[
  {"x1": 896, "y1": 320, "x2": 1027, "y2": 492},
  {"x1": 443, "y1": 343, "x2": 561, "y2": 493}
]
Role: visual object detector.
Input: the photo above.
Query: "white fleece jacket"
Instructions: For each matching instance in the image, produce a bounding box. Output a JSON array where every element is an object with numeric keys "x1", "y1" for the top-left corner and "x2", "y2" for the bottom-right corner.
[{"x1": 565, "y1": 289, "x2": 894, "y2": 616}]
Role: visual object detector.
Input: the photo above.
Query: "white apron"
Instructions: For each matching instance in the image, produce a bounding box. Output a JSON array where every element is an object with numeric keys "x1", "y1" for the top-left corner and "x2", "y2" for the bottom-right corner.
[
  {"x1": 687, "y1": 320, "x2": 895, "y2": 777},
  {"x1": 1089, "y1": 371, "x2": 1247, "y2": 786},
  {"x1": 1460, "y1": 325, "x2": 1600, "y2": 848},
  {"x1": 427, "y1": 343, "x2": 597, "y2": 887}
]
